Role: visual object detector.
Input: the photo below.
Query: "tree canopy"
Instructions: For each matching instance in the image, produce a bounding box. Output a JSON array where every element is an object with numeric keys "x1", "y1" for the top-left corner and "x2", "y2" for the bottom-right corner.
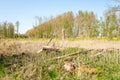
[{"x1": 25, "y1": 10, "x2": 120, "y2": 39}]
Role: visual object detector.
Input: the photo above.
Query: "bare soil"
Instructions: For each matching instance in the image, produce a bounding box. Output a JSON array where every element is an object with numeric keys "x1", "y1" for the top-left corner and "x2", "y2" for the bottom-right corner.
[{"x1": 0, "y1": 39, "x2": 120, "y2": 54}]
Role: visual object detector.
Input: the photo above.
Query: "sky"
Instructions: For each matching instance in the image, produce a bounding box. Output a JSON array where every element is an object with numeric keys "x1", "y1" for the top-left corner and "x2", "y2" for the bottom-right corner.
[{"x1": 0, "y1": 0, "x2": 117, "y2": 33}]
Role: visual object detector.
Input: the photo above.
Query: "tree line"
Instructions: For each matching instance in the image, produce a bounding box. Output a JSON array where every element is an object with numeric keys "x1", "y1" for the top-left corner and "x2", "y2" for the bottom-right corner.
[
  {"x1": 0, "y1": 21, "x2": 26, "y2": 39},
  {"x1": 26, "y1": 10, "x2": 120, "y2": 39},
  {"x1": 0, "y1": 0, "x2": 119, "y2": 39},
  {"x1": 0, "y1": 22, "x2": 14, "y2": 38}
]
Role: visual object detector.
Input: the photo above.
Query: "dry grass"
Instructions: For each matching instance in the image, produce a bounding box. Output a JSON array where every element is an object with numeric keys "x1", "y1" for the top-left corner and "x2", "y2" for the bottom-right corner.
[{"x1": 0, "y1": 39, "x2": 120, "y2": 54}]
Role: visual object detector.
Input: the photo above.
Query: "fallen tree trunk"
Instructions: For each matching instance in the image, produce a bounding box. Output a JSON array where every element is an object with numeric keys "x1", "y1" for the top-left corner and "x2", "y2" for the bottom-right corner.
[{"x1": 49, "y1": 49, "x2": 92, "y2": 60}]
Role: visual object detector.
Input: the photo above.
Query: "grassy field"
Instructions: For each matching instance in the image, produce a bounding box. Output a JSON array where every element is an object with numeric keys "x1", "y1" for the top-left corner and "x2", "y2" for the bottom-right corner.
[{"x1": 0, "y1": 47, "x2": 120, "y2": 80}]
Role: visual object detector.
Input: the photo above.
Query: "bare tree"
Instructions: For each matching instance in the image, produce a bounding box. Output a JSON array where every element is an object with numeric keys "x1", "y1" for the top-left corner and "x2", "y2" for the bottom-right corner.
[
  {"x1": 34, "y1": 16, "x2": 42, "y2": 26},
  {"x1": 104, "y1": 0, "x2": 120, "y2": 16},
  {"x1": 15, "y1": 21, "x2": 20, "y2": 35}
]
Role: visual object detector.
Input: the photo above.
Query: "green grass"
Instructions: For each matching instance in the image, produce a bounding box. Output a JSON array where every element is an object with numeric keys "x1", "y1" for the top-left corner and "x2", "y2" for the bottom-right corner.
[{"x1": 0, "y1": 48, "x2": 120, "y2": 80}]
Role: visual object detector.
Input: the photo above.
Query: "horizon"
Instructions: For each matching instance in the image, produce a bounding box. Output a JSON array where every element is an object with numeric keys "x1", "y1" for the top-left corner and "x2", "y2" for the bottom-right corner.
[{"x1": 0, "y1": 0, "x2": 117, "y2": 34}]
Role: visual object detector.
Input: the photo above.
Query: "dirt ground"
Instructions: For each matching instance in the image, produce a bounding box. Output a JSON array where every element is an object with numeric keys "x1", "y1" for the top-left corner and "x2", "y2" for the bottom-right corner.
[{"x1": 0, "y1": 39, "x2": 120, "y2": 54}]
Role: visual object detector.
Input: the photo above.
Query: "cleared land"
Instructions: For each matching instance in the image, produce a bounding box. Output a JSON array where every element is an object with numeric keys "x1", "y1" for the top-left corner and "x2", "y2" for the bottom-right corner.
[
  {"x1": 0, "y1": 39, "x2": 120, "y2": 80},
  {"x1": 0, "y1": 39, "x2": 120, "y2": 54}
]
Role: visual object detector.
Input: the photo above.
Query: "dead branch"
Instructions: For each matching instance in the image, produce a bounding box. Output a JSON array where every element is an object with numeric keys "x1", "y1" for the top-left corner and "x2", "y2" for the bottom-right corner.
[{"x1": 47, "y1": 37, "x2": 53, "y2": 46}]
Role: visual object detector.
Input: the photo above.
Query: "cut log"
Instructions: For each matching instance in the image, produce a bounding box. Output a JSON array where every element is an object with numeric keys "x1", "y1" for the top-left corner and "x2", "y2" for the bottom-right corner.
[
  {"x1": 37, "y1": 46, "x2": 60, "y2": 53},
  {"x1": 43, "y1": 46, "x2": 60, "y2": 53}
]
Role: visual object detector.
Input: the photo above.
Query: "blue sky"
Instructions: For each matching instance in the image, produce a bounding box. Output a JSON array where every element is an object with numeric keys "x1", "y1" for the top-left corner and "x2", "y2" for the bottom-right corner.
[{"x1": 0, "y1": 0, "x2": 117, "y2": 33}]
